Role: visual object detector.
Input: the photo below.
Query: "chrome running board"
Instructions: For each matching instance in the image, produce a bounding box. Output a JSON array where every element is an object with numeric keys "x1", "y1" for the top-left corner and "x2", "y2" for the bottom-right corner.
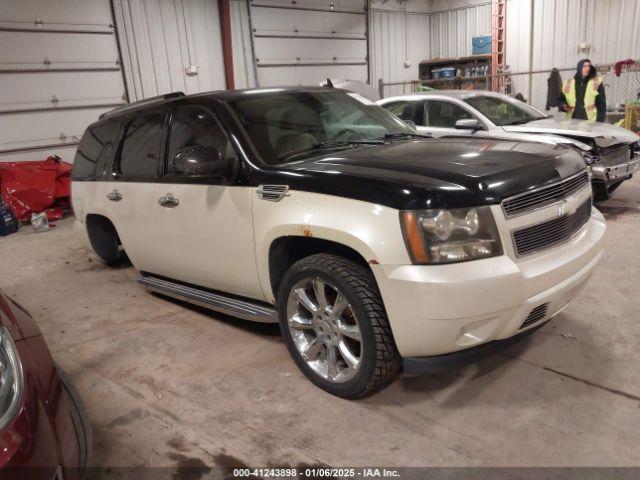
[{"x1": 138, "y1": 274, "x2": 277, "y2": 323}]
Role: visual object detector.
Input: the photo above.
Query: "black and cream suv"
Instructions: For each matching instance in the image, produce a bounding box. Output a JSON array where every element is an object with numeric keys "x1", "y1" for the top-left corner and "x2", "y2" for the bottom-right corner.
[{"x1": 72, "y1": 87, "x2": 606, "y2": 398}]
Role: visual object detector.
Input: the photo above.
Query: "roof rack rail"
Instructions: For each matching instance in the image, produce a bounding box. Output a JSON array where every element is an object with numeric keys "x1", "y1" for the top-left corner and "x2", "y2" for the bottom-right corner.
[{"x1": 99, "y1": 91, "x2": 185, "y2": 119}]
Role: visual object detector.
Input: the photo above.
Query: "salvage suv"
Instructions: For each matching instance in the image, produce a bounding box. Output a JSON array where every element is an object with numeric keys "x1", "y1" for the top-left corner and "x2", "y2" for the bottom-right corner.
[{"x1": 71, "y1": 87, "x2": 605, "y2": 398}]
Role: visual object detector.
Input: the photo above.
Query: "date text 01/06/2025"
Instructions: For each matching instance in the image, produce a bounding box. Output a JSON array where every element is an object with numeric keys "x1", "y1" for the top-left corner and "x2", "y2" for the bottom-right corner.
[{"x1": 232, "y1": 468, "x2": 401, "y2": 478}]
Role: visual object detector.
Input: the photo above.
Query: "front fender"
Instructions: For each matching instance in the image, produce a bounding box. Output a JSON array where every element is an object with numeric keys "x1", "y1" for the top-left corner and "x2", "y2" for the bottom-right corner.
[{"x1": 252, "y1": 189, "x2": 411, "y2": 303}]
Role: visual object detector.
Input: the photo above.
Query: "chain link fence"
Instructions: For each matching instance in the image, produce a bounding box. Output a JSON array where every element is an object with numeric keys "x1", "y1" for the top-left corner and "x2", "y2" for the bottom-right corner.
[{"x1": 379, "y1": 63, "x2": 640, "y2": 127}]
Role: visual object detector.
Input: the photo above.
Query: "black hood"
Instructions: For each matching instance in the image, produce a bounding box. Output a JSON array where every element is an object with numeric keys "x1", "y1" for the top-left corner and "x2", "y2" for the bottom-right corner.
[
  {"x1": 575, "y1": 58, "x2": 597, "y2": 81},
  {"x1": 254, "y1": 138, "x2": 586, "y2": 210}
]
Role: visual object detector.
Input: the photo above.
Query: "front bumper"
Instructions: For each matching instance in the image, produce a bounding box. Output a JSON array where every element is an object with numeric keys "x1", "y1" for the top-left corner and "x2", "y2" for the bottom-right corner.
[
  {"x1": 403, "y1": 321, "x2": 548, "y2": 375},
  {"x1": 373, "y1": 208, "x2": 606, "y2": 358},
  {"x1": 590, "y1": 154, "x2": 639, "y2": 182}
]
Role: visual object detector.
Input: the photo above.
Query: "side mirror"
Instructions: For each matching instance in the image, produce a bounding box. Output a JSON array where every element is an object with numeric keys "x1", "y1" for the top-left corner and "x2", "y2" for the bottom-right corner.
[
  {"x1": 404, "y1": 120, "x2": 417, "y2": 130},
  {"x1": 173, "y1": 145, "x2": 235, "y2": 178},
  {"x1": 455, "y1": 118, "x2": 484, "y2": 131}
]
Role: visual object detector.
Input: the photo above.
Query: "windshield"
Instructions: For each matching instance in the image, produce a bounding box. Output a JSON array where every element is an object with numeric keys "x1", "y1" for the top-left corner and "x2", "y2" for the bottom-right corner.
[
  {"x1": 464, "y1": 95, "x2": 548, "y2": 126},
  {"x1": 227, "y1": 89, "x2": 414, "y2": 164}
]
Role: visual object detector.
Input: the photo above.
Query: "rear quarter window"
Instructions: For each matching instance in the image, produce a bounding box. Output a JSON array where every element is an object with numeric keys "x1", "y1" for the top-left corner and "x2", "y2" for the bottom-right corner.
[
  {"x1": 115, "y1": 113, "x2": 166, "y2": 181},
  {"x1": 72, "y1": 119, "x2": 122, "y2": 180}
]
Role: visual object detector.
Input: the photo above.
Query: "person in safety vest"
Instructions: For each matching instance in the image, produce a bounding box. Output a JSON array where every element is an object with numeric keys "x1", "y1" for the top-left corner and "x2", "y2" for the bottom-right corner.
[{"x1": 557, "y1": 58, "x2": 606, "y2": 122}]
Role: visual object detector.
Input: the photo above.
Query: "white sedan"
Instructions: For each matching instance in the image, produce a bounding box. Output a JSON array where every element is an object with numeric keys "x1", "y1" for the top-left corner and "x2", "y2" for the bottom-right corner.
[{"x1": 377, "y1": 90, "x2": 640, "y2": 200}]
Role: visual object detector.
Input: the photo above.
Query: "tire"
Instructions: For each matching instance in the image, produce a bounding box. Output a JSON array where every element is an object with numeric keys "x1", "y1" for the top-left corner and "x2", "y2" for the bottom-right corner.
[
  {"x1": 55, "y1": 364, "x2": 92, "y2": 475},
  {"x1": 86, "y1": 216, "x2": 124, "y2": 265},
  {"x1": 277, "y1": 254, "x2": 401, "y2": 399},
  {"x1": 593, "y1": 180, "x2": 624, "y2": 203}
]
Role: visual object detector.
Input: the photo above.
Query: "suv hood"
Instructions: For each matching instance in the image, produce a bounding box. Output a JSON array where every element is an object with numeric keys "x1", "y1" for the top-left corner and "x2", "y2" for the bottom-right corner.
[
  {"x1": 502, "y1": 117, "x2": 639, "y2": 148},
  {"x1": 266, "y1": 138, "x2": 586, "y2": 210}
]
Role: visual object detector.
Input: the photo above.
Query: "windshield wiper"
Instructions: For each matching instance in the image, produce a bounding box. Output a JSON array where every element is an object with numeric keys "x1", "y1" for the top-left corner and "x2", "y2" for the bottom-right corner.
[
  {"x1": 277, "y1": 139, "x2": 384, "y2": 162},
  {"x1": 371, "y1": 132, "x2": 431, "y2": 141}
]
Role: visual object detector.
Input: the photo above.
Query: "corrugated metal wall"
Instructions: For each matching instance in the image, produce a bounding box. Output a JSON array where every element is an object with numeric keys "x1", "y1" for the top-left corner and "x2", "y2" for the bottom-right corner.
[
  {"x1": 506, "y1": 0, "x2": 640, "y2": 114},
  {"x1": 369, "y1": 1, "x2": 491, "y2": 93},
  {"x1": 369, "y1": 10, "x2": 430, "y2": 96},
  {"x1": 428, "y1": 2, "x2": 491, "y2": 59},
  {"x1": 506, "y1": 0, "x2": 640, "y2": 72},
  {"x1": 112, "y1": 0, "x2": 227, "y2": 101}
]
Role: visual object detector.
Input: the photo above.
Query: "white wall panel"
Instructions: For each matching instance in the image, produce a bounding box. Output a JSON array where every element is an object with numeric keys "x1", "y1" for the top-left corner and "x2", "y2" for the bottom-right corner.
[
  {"x1": 0, "y1": 72, "x2": 124, "y2": 110},
  {"x1": 250, "y1": 0, "x2": 368, "y2": 86},
  {"x1": 113, "y1": 0, "x2": 226, "y2": 101},
  {"x1": 429, "y1": 2, "x2": 490, "y2": 59},
  {"x1": 506, "y1": 0, "x2": 640, "y2": 112},
  {"x1": 0, "y1": 0, "x2": 114, "y2": 26},
  {"x1": 0, "y1": 108, "x2": 115, "y2": 150},
  {"x1": 0, "y1": 31, "x2": 120, "y2": 69},
  {"x1": 254, "y1": 37, "x2": 367, "y2": 63},
  {"x1": 252, "y1": 7, "x2": 366, "y2": 37},
  {"x1": 230, "y1": 0, "x2": 256, "y2": 89},
  {"x1": 369, "y1": 0, "x2": 489, "y2": 92},
  {"x1": 253, "y1": 0, "x2": 366, "y2": 10},
  {"x1": 369, "y1": 9, "x2": 430, "y2": 96},
  {"x1": 257, "y1": 64, "x2": 368, "y2": 85},
  {"x1": 0, "y1": 0, "x2": 126, "y2": 162},
  {"x1": 506, "y1": 0, "x2": 640, "y2": 72}
]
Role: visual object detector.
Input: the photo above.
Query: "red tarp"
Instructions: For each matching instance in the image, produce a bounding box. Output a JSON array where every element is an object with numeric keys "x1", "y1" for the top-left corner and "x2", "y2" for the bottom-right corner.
[{"x1": 0, "y1": 156, "x2": 72, "y2": 222}]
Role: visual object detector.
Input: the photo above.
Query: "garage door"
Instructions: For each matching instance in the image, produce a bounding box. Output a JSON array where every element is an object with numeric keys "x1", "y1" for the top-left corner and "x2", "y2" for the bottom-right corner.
[
  {"x1": 250, "y1": 0, "x2": 368, "y2": 86},
  {"x1": 0, "y1": 0, "x2": 127, "y2": 162}
]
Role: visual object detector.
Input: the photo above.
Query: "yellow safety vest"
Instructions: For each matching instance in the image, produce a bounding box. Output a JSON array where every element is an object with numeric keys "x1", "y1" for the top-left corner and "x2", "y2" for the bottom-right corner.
[{"x1": 563, "y1": 76, "x2": 602, "y2": 122}]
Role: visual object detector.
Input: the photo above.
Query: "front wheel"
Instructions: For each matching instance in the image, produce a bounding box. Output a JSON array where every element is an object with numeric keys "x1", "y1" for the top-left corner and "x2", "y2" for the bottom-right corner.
[{"x1": 277, "y1": 254, "x2": 401, "y2": 398}]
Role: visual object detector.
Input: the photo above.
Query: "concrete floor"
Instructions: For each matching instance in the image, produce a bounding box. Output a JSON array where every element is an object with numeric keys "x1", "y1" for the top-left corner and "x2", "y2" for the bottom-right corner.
[{"x1": 1, "y1": 178, "x2": 640, "y2": 469}]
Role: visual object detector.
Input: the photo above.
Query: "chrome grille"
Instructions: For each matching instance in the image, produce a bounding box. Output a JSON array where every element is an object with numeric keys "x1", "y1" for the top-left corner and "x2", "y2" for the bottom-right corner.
[
  {"x1": 512, "y1": 200, "x2": 592, "y2": 257},
  {"x1": 502, "y1": 171, "x2": 590, "y2": 218},
  {"x1": 521, "y1": 303, "x2": 548, "y2": 329}
]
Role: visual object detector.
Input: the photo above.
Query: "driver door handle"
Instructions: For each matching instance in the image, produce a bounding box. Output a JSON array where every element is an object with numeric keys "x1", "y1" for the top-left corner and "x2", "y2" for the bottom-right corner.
[
  {"x1": 158, "y1": 193, "x2": 179, "y2": 208},
  {"x1": 106, "y1": 189, "x2": 123, "y2": 202}
]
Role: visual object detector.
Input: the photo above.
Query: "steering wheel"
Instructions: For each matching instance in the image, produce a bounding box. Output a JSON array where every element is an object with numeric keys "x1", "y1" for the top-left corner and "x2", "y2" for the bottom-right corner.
[{"x1": 329, "y1": 128, "x2": 360, "y2": 142}]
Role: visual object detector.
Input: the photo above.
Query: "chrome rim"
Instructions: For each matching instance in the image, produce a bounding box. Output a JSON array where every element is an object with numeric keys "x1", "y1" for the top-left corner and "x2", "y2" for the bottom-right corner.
[{"x1": 286, "y1": 277, "x2": 362, "y2": 383}]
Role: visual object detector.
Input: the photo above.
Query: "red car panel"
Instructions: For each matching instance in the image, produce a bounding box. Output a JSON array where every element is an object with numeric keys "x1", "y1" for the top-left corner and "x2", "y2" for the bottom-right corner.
[{"x1": 0, "y1": 292, "x2": 89, "y2": 480}]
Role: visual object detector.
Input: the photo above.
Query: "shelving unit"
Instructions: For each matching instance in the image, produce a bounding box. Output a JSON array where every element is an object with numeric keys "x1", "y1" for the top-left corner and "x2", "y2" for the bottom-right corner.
[{"x1": 418, "y1": 54, "x2": 492, "y2": 89}]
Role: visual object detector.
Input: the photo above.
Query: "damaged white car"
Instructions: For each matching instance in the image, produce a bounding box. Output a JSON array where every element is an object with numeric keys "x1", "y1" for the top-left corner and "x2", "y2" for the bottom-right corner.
[{"x1": 378, "y1": 90, "x2": 640, "y2": 200}]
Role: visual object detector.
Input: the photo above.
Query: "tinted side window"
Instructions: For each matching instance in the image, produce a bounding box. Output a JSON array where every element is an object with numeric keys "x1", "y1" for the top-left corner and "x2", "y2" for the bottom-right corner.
[
  {"x1": 167, "y1": 105, "x2": 235, "y2": 174},
  {"x1": 72, "y1": 119, "x2": 121, "y2": 180},
  {"x1": 384, "y1": 101, "x2": 425, "y2": 125},
  {"x1": 116, "y1": 113, "x2": 166, "y2": 180},
  {"x1": 425, "y1": 101, "x2": 471, "y2": 128}
]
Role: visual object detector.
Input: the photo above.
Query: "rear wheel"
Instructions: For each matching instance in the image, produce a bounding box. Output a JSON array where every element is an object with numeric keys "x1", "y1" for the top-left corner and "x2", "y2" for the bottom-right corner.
[
  {"x1": 277, "y1": 254, "x2": 400, "y2": 398},
  {"x1": 86, "y1": 216, "x2": 124, "y2": 265}
]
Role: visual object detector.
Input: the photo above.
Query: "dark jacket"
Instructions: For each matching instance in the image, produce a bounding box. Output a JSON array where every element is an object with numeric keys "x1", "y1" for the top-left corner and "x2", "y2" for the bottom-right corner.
[
  {"x1": 546, "y1": 68, "x2": 563, "y2": 110},
  {"x1": 557, "y1": 59, "x2": 606, "y2": 122}
]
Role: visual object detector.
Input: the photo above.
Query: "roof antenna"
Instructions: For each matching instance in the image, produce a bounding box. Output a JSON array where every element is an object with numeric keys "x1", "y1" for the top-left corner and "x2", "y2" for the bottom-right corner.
[{"x1": 325, "y1": 78, "x2": 334, "y2": 88}]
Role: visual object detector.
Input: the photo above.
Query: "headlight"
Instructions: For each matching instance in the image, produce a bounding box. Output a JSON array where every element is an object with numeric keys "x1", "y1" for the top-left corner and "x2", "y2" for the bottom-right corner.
[
  {"x1": 400, "y1": 206, "x2": 503, "y2": 264},
  {"x1": 0, "y1": 327, "x2": 23, "y2": 430}
]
